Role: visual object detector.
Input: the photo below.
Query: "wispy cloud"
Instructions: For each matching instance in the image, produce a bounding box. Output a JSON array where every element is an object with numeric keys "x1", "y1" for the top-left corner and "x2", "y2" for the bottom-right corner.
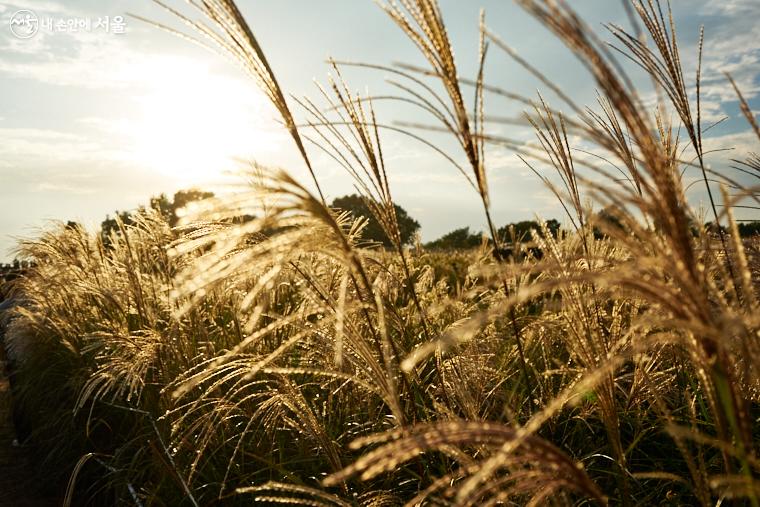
[
  {"x1": 0, "y1": 29, "x2": 143, "y2": 89},
  {"x1": 33, "y1": 181, "x2": 98, "y2": 194},
  {"x1": 700, "y1": 0, "x2": 760, "y2": 16},
  {"x1": 0, "y1": 127, "x2": 119, "y2": 191},
  {"x1": 686, "y1": 1, "x2": 760, "y2": 121},
  {"x1": 1, "y1": 0, "x2": 72, "y2": 15}
]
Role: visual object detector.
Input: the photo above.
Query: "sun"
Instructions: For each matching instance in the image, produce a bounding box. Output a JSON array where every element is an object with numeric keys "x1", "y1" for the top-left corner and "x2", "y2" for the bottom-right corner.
[{"x1": 127, "y1": 57, "x2": 281, "y2": 186}]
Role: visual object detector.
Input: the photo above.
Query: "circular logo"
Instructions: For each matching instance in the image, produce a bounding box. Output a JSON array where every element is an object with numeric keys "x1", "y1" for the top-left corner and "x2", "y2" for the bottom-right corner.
[{"x1": 9, "y1": 10, "x2": 39, "y2": 39}]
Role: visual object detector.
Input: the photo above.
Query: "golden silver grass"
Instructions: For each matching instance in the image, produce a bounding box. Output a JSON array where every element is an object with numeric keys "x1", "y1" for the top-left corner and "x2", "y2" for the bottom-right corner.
[
  {"x1": 5, "y1": 0, "x2": 760, "y2": 505},
  {"x1": 324, "y1": 420, "x2": 606, "y2": 505}
]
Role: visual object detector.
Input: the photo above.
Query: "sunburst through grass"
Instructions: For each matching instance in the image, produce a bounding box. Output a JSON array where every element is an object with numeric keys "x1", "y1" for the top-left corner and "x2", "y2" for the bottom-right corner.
[{"x1": 2, "y1": 0, "x2": 760, "y2": 505}]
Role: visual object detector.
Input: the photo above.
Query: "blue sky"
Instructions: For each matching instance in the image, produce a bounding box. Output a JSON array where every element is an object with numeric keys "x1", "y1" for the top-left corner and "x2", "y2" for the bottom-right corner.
[{"x1": 0, "y1": 0, "x2": 759, "y2": 261}]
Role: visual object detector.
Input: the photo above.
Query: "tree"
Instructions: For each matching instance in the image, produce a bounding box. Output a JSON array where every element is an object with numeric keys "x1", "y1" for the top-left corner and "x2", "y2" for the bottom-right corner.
[
  {"x1": 169, "y1": 189, "x2": 215, "y2": 226},
  {"x1": 497, "y1": 219, "x2": 560, "y2": 243},
  {"x1": 149, "y1": 193, "x2": 173, "y2": 224},
  {"x1": 738, "y1": 221, "x2": 760, "y2": 237},
  {"x1": 544, "y1": 218, "x2": 561, "y2": 237},
  {"x1": 592, "y1": 207, "x2": 625, "y2": 239},
  {"x1": 101, "y1": 210, "x2": 134, "y2": 246},
  {"x1": 426, "y1": 219, "x2": 562, "y2": 251},
  {"x1": 426, "y1": 227, "x2": 483, "y2": 250},
  {"x1": 330, "y1": 194, "x2": 420, "y2": 247},
  {"x1": 101, "y1": 189, "x2": 216, "y2": 246},
  {"x1": 149, "y1": 189, "x2": 215, "y2": 227}
]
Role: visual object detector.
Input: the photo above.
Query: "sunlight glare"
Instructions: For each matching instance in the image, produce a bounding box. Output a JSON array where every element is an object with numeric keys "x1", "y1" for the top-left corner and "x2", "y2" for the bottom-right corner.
[{"x1": 128, "y1": 57, "x2": 281, "y2": 186}]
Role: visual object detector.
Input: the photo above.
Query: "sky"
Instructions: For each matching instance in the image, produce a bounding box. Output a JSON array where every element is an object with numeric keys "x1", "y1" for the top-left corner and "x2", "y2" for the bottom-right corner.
[{"x1": 0, "y1": 0, "x2": 759, "y2": 261}]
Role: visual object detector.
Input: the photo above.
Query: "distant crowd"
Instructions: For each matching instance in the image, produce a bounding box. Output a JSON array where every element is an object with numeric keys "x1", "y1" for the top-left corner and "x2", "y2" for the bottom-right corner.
[
  {"x1": 1, "y1": 261, "x2": 31, "y2": 279},
  {"x1": 1, "y1": 261, "x2": 32, "y2": 298}
]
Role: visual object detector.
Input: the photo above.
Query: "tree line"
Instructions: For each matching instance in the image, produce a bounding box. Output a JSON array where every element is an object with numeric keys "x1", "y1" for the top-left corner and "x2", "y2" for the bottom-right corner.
[
  {"x1": 99, "y1": 191, "x2": 558, "y2": 249},
  {"x1": 2, "y1": 191, "x2": 759, "y2": 283}
]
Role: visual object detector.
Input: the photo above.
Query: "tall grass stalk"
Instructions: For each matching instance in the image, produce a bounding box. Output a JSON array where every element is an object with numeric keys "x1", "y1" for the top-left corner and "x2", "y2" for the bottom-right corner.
[{"x1": 4, "y1": 0, "x2": 759, "y2": 505}]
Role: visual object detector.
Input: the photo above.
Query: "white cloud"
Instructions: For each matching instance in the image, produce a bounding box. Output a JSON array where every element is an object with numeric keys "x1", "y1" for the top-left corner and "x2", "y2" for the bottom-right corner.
[
  {"x1": 702, "y1": 130, "x2": 760, "y2": 167},
  {"x1": 700, "y1": 0, "x2": 760, "y2": 16},
  {"x1": 0, "y1": 127, "x2": 121, "y2": 191},
  {"x1": 0, "y1": 29, "x2": 147, "y2": 89},
  {"x1": 1, "y1": 0, "x2": 72, "y2": 15},
  {"x1": 33, "y1": 181, "x2": 98, "y2": 194},
  {"x1": 690, "y1": 3, "x2": 760, "y2": 122},
  {"x1": 0, "y1": 127, "x2": 102, "y2": 156},
  {"x1": 602, "y1": 1, "x2": 760, "y2": 125},
  {"x1": 0, "y1": 12, "x2": 286, "y2": 189}
]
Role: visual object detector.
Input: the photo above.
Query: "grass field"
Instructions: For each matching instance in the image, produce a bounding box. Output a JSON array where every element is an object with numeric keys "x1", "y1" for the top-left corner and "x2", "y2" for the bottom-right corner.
[{"x1": 2, "y1": 0, "x2": 760, "y2": 505}]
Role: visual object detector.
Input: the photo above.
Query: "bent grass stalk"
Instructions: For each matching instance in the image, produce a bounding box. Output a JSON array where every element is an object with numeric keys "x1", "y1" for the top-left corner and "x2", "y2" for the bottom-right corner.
[{"x1": 4, "y1": 0, "x2": 759, "y2": 505}]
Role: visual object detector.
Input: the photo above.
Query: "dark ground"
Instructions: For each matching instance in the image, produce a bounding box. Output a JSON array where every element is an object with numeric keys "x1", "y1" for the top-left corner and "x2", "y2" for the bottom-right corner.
[{"x1": 0, "y1": 348, "x2": 58, "y2": 506}]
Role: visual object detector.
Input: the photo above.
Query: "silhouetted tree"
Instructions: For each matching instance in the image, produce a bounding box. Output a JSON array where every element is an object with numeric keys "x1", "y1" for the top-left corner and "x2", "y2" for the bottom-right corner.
[
  {"x1": 101, "y1": 189, "x2": 215, "y2": 246},
  {"x1": 149, "y1": 193, "x2": 173, "y2": 224},
  {"x1": 427, "y1": 219, "x2": 561, "y2": 252},
  {"x1": 497, "y1": 219, "x2": 560, "y2": 242},
  {"x1": 100, "y1": 210, "x2": 134, "y2": 246},
  {"x1": 170, "y1": 189, "x2": 215, "y2": 226},
  {"x1": 331, "y1": 194, "x2": 420, "y2": 247},
  {"x1": 426, "y1": 227, "x2": 483, "y2": 250},
  {"x1": 738, "y1": 221, "x2": 760, "y2": 237},
  {"x1": 544, "y1": 219, "x2": 561, "y2": 237},
  {"x1": 592, "y1": 207, "x2": 625, "y2": 239}
]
